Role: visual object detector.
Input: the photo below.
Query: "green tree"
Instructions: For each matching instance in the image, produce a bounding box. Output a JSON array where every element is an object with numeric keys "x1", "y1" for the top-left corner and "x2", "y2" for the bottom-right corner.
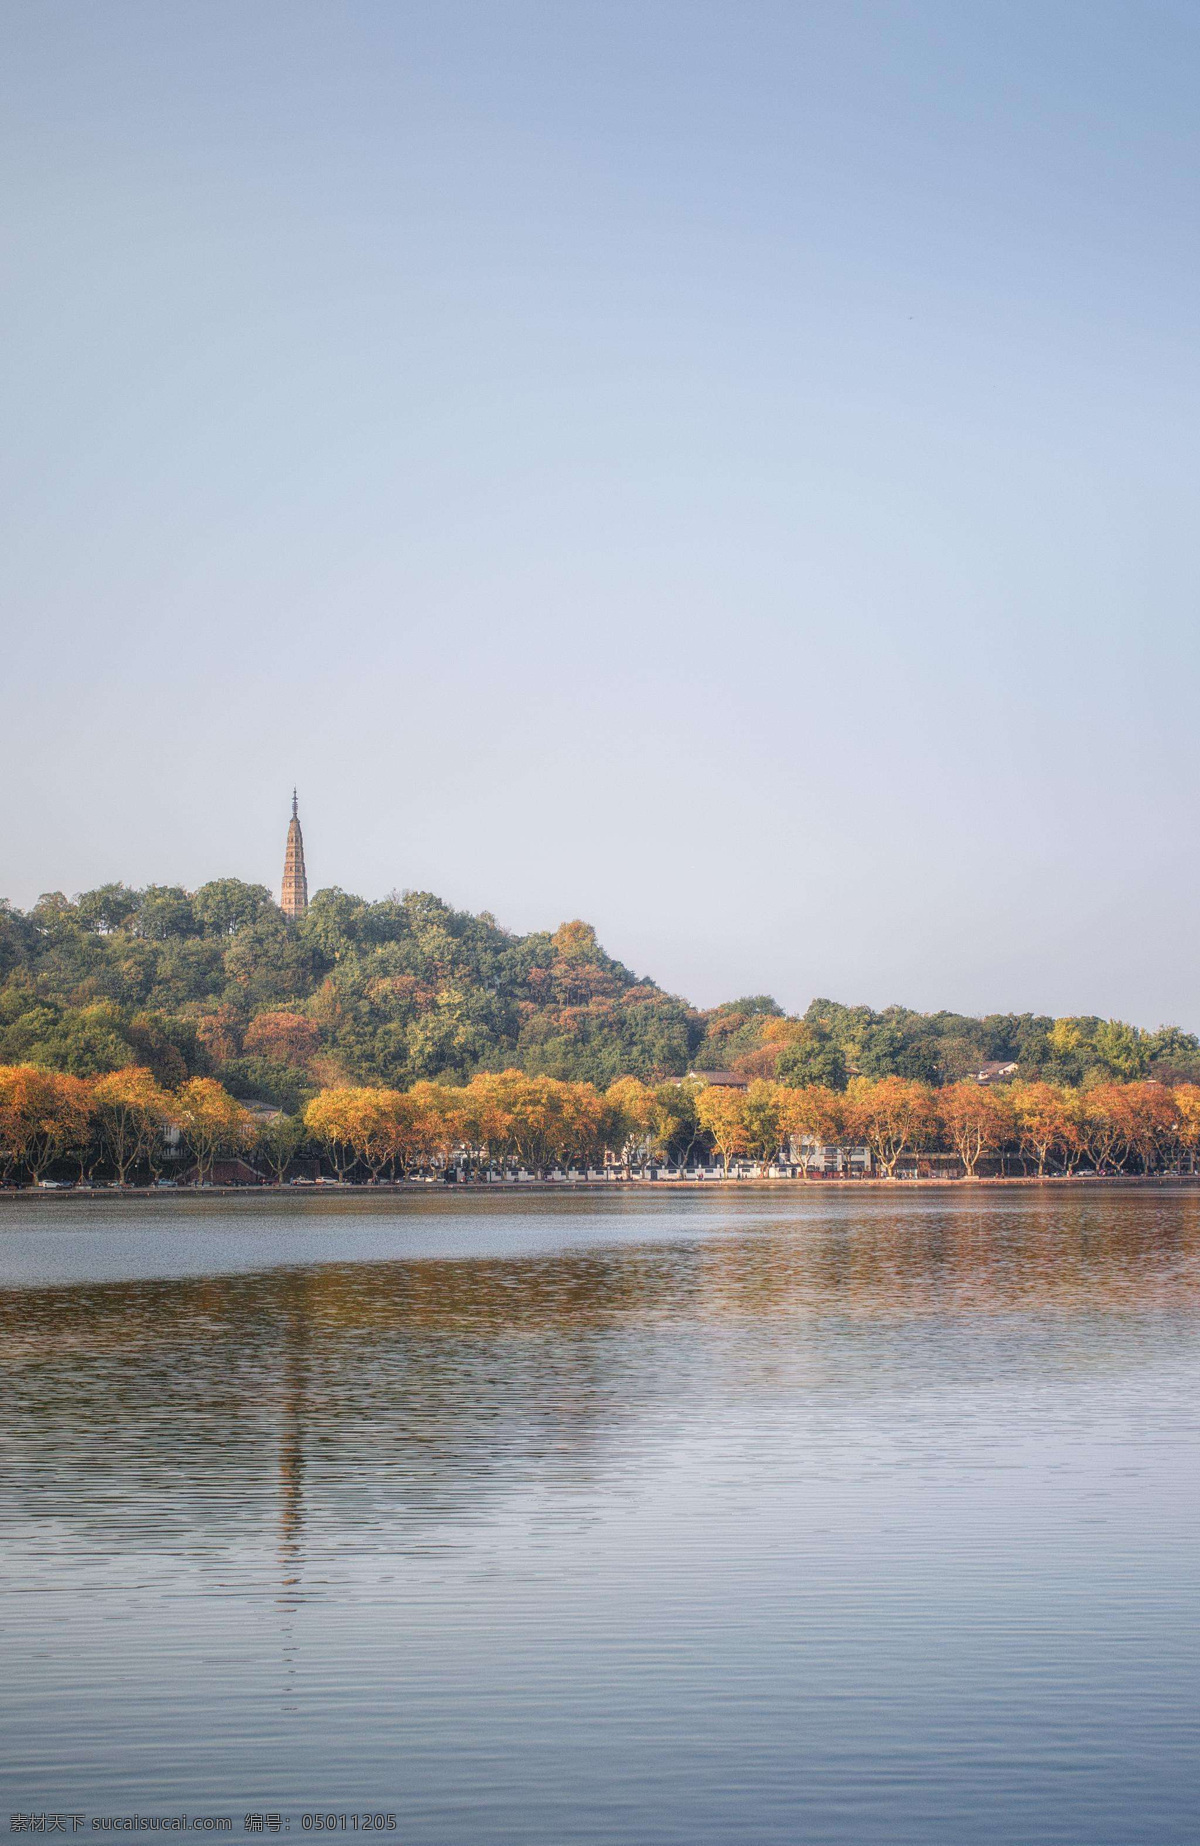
[
  {"x1": 253, "y1": 1111, "x2": 306, "y2": 1183},
  {"x1": 193, "y1": 879, "x2": 274, "y2": 937},
  {"x1": 134, "y1": 887, "x2": 199, "y2": 941},
  {"x1": 76, "y1": 883, "x2": 142, "y2": 934},
  {"x1": 776, "y1": 1022, "x2": 848, "y2": 1091}
]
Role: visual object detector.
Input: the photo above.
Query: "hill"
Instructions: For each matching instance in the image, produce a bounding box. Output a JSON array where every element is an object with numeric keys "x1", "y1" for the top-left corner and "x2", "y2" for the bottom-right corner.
[{"x1": 2, "y1": 880, "x2": 1198, "y2": 1106}]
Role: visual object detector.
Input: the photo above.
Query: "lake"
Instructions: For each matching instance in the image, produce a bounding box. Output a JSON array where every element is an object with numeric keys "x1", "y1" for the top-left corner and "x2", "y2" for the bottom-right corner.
[{"x1": 2, "y1": 1187, "x2": 1199, "y2": 1844}]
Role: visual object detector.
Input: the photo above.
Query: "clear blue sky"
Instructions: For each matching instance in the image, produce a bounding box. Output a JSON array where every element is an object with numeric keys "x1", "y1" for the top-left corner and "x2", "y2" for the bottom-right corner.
[{"x1": 3, "y1": 1, "x2": 1198, "y2": 1024}]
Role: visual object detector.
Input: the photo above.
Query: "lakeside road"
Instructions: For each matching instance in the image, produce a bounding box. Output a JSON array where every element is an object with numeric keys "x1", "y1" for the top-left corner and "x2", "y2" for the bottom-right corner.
[{"x1": 4, "y1": 1173, "x2": 1200, "y2": 1199}]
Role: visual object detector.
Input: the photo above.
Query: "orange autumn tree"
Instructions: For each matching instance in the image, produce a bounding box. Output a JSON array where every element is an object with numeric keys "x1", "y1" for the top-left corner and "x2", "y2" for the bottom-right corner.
[
  {"x1": 1009, "y1": 1082, "x2": 1080, "y2": 1176},
  {"x1": 938, "y1": 1081, "x2": 1014, "y2": 1178},
  {"x1": 92, "y1": 1067, "x2": 174, "y2": 1186},
  {"x1": 1173, "y1": 1084, "x2": 1200, "y2": 1172},
  {"x1": 1078, "y1": 1083, "x2": 1133, "y2": 1173},
  {"x1": 777, "y1": 1084, "x2": 844, "y2": 1177},
  {"x1": 0, "y1": 1066, "x2": 93, "y2": 1184},
  {"x1": 243, "y1": 1011, "x2": 320, "y2": 1067},
  {"x1": 1121, "y1": 1082, "x2": 1179, "y2": 1173},
  {"x1": 844, "y1": 1076, "x2": 935, "y2": 1178}
]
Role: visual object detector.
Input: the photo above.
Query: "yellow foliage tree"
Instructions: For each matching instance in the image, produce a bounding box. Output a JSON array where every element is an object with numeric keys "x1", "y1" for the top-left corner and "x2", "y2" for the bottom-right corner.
[
  {"x1": 604, "y1": 1077, "x2": 655, "y2": 1174},
  {"x1": 177, "y1": 1078, "x2": 250, "y2": 1184},
  {"x1": 742, "y1": 1080, "x2": 786, "y2": 1169},
  {"x1": 696, "y1": 1084, "x2": 749, "y2": 1175},
  {"x1": 92, "y1": 1067, "x2": 173, "y2": 1186},
  {"x1": 304, "y1": 1087, "x2": 363, "y2": 1179}
]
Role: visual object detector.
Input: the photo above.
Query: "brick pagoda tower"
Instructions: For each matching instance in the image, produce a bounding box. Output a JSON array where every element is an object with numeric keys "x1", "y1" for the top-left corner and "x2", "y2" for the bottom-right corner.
[{"x1": 281, "y1": 790, "x2": 309, "y2": 920}]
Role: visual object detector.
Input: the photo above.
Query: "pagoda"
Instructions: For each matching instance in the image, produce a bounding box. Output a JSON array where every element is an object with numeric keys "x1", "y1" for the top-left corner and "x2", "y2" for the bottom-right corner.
[{"x1": 281, "y1": 791, "x2": 309, "y2": 920}]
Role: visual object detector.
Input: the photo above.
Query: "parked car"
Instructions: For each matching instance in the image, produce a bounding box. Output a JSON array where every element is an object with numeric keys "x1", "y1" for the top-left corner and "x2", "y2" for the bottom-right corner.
[{"x1": 37, "y1": 1180, "x2": 73, "y2": 1190}]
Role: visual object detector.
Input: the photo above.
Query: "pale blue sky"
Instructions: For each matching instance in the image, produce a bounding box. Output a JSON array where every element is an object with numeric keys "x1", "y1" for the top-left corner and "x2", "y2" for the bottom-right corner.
[{"x1": 2, "y1": 2, "x2": 1198, "y2": 1022}]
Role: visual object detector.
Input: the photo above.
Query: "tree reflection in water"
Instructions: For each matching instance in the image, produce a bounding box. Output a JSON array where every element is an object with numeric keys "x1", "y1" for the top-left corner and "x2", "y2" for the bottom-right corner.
[{"x1": 2, "y1": 1189, "x2": 1198, "y2": 1568}]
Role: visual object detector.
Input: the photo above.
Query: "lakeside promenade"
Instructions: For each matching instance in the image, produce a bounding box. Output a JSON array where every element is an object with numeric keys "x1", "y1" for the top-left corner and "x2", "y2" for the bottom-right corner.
[{"x1": 6, "y1": 1172, "x2": 1200, "y2": 1199}]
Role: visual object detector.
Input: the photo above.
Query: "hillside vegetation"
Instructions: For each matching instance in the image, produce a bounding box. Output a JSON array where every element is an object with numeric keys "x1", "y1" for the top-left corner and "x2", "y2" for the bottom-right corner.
[{"x1": 2, "y1": 879, "x2": 1198, "y2": 1107}]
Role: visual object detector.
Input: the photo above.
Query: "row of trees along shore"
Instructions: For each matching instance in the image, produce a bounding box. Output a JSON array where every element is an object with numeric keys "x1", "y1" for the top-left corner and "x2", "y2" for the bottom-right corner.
[{"x1": 5, "y1": 1065, "x2": 1200, "y2": 1187}]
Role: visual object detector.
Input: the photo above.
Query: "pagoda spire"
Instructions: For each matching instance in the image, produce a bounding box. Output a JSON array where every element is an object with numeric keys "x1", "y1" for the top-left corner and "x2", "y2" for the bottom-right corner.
[{"x1": 281, "y1": 792, "x2": 308, "y2": 920}]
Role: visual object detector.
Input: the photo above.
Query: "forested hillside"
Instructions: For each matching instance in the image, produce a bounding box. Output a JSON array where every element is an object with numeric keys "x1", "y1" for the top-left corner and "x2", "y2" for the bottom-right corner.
[{"x1": 2, "y1": 879, "x2": 1197, "y2": 1106}]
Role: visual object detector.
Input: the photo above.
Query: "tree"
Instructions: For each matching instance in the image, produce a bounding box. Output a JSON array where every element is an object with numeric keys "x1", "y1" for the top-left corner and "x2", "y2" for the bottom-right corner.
[
  {"x1": 1010, "y1": 1082, "x2": 1079, "y2": 1176},
  {"x1": 1079, "y1": 1084, "x2": 1133, "y2": 1173},
  {"x1": 844, "y1": 1077, "x2": 935, "y2": 1178},
  {"x1": 409, "y1": 1082, "x2": 466, "y2": 1174},
  {"x1": 560, "y1": 1082, "x2": 606, "y2": 1173},
  {"x1": 192, "y1": 879, "x2": 273, "y2": 937},
  {"x1": 696, "y1": 1085, "x2": 749, "y2": 1175},
  {"x1": 383, "y1": 1090, "x2": 426, "y2": 1175},
  {"x1": 1173, "y1": 1084, "x2": 1200, "y2": 1172},
  {"x1": 0, "y1": 1066, "x2": 93, "y2": 1183},
  {"x1": 254, "y1": 1111, "x2": 305, "y2": 1183},
  {"x1": 775, "y1": 1023, "x2": 849, "y2": 1091},
  {"x1": 938, "y1": 1082, "x2": 1014, "y2": 1178},
  {"x1": 76, "y1": 883, "x2": 142, "y2": 935},
  {"x1": 304, "y1": 1087, "x2": 363, "y2": 1180},
  {"x1": 777, "y1": 1084, "x2": 844, "y2": 1177},
  {"x1": 742, "y1": 1080, "x2": 785, "y2": 1169},
  {"x1": 243, "y1": 1011, "x2": 319, "y2": 1067},
  {"x1": 177, "y1": 1078, "x2": 249, "y2": 1183},
  {"x1": 1077, "y1": 1082, "x2": 1174, "y2": 1173},
  {"x1": 649, "y1": 1081, "x2": 701, "y2": 1169},
  {"x1": 506, "y1": 1075, "x2": 575, "y2": 1176},
  {"x1": 342, "y1": 1087, "x2": 413, "y2": 1180},
  {"x1": 1121, "y1": 1082, "x2": 1177, "y2": 1172},
  {"x1": 92, "y1": 1067, "x2": 173, "y2": 1186},
  {"x1": 134, "y1": 886, "x2": 199, "y2": 941},
  {"x1": 1090, "y1": 1020, "x2": 1149, "y2": 1082},
  {"x1": 605, "y1": 1077, "x2": 655, "y2": 1174},
  {"x1": 459, "y1": 1072, "x2": 515, "y2": 1177}
]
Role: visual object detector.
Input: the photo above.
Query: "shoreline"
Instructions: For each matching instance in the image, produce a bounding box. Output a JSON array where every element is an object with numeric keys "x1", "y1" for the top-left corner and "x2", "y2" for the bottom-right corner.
[{"x1": 3, "y1": 1172, "x2": 1200, "y2": 1200}]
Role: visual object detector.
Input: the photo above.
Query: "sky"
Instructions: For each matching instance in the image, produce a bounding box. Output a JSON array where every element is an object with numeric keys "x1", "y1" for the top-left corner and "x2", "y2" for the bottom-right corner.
[{"x1": 2, "y1": 1, "x2": 1199, "y2": 1025}]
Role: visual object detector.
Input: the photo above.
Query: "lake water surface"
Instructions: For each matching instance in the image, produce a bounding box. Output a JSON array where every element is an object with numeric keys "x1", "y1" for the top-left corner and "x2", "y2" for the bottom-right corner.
[{"x1": 2, "y1": 1187, "x2": 1199, "y2": 1844}]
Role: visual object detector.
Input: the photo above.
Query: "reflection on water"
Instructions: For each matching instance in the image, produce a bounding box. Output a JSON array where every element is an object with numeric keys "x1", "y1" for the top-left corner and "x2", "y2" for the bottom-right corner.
[{"x1": 2, "y1": 1190, "x2": 1199, "y2": 1845}]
